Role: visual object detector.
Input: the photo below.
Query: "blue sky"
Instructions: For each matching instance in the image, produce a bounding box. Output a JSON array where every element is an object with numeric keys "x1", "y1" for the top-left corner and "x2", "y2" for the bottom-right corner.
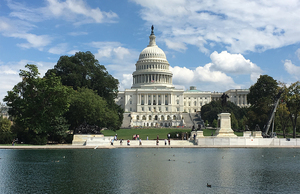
[{"x1": 1, "y1": 0, "x2": 300, "y2": 102}]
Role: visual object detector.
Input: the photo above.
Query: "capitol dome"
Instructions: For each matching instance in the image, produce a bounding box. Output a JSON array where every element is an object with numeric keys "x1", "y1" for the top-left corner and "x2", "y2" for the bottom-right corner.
[{"x1": 131, "y1": 26, "x2": 174, "y2": 89}]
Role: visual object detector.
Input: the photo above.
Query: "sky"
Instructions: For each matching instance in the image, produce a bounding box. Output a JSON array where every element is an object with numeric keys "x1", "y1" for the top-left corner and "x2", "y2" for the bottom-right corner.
[{"x1": 1, "y1": 0, "x2": 300, "y2": 102}]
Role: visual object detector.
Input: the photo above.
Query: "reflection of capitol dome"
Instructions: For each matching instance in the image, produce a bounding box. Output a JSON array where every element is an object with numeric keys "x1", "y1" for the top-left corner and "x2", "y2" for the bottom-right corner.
[{"x1": 132, "y1": 26, "x2": 174, "y2": 89}]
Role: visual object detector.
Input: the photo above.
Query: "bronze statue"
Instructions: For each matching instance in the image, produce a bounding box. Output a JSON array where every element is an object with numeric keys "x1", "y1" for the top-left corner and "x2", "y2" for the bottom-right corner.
[
  {"x1": 151, "y1": 25, "x2": 154, "y2": 35},
  {"x1": 220, "y1": 93, "x2": 229, "y2": 110}
]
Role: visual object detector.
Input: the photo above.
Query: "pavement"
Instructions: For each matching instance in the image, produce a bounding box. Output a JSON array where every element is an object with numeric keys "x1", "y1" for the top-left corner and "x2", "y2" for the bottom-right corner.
[{"x1": 1, "y1": 144, "x2": 300, "y2": 149}]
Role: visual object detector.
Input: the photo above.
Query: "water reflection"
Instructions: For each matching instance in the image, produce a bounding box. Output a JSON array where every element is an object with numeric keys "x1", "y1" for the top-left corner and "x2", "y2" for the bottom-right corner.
[{"x1": 0, "y1": 148, "x2": 300, "y2": 193}]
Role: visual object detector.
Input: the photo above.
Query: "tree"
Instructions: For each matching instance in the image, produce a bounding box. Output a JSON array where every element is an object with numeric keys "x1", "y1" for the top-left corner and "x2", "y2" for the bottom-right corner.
[
  {"x1": 46, "y1": 51, "x2": 123, "y2": 131},
  {"x1": 201, "y1": 100, "x2": 245, "y2": 126},
  {"x1": 247, "y1": 75, "x2": 278, "y2": 130},
  {"x1": 282, "y1": 81, "x2": 300, "y2": 138},
  {"x1": 67, "y1": 87, "x2": 120, "y2": 132},
  {"x1": 276, "y1": 103, "x2": 291, "y2": 138},
  {"x1": 0, "y1": 116, "x2": 13, "y2": 144},
  {"x1": 4, "y1": 64, "x2": 71, "y2": 144},
  {"x1": 46, "y1": 51, "x2": 119, "y2": 103},
  {"x1": 231, "y1": 112, "x2": 238, "y2": 131}
]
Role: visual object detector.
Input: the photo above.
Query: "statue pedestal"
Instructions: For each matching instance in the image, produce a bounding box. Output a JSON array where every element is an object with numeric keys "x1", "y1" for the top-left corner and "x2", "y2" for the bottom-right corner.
[
  {"x1": 243, "y1": 131, "x2": 252, "y2": 137},
  {"x1": 253, "y1": 131, "x2": 263, "y2": 138},
  {"x1": 197, "y1": 130, "x2": 204, "y2": 138},
  {"x1": 215, "y1": 113, "x2": 237, "y2": 137}
]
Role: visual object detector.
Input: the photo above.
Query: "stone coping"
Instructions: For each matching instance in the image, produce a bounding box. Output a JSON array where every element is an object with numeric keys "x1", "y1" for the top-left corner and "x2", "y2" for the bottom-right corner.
[{"x1": 1, "y1": 144, "x2": 300, "y2": 149}]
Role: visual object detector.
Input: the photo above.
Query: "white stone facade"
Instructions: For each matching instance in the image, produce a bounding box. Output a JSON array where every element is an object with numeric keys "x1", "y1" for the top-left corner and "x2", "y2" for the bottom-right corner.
[{"x1": 115, "y1": 27, "x2": 249, "y2": 127}]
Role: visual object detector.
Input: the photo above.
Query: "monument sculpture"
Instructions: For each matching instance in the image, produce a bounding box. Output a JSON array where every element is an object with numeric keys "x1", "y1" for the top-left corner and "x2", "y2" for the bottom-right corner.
[{"x1": 214, "y1": 93, "x2": 237, "y2": 137}]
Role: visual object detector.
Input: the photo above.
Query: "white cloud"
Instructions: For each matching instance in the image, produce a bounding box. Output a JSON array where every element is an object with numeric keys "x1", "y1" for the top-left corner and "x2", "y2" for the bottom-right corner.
[
  {"x1": 284, "y1": 60, "x2": 300, "y2": 79},
  {"x1": 48, "y1": 43, "x2": 68, "y2": 54},
  {"x1": 209, "y1": 51, "x2": 262, "y2": 82},
  {"x1": 119, "y1": 74, "x2": 133, "y2": 91},
  {"x1": 0, "y1": 60, "x2": 56, "y2": 102},
  {"x1": 131, "y1": 0, "x2": 300, "y2": 54},
  {"x1": 68, "y1": 31, "x2": 88, "y2": 36},
  {"x1": 12, "y1": 33, "x2": 51, "y2": 50},
  {"x1": 46, "y1": 0, "x2": 118, "y2": 24},
  {"x1": 170, "y1": 62, "x2": 241, "y2": 92},
  {"x1": 90, "y1": 41, "x2": 139, "y2": 89},
  {"x1": 296, "y1": 48, "x2": 300, "y2": 60}
]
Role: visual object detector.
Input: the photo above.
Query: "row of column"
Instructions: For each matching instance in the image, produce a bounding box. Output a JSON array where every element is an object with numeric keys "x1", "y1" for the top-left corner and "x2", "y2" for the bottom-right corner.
[
  {"x1": 133, "y1": 74, "x2": 172, "y2": 84},
  {"x1": 137, "y1": 94, "x2": 171, "y2": 105},
  {"x1": 137, "y1": 64, "x2": 168, "y2": 70},
  {"x1": 236, "y1": 95, "x2": 248, "y2": 105}
]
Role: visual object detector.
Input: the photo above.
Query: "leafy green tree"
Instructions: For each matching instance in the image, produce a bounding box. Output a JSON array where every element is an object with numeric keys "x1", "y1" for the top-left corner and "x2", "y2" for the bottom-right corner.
[
  {"x1": 231, "y1": 112, "x2": 238, "y2": 131},
  {"x1": 212, "y1": 119, "x2": 218, "y2": 128},
  {"x1": 4, "y1": 64, "x2": 71, "y2": 144},
  {"x1": 276, "y1": 103, "x2": 291, "y2": 138},
  {"x1": 46, "y1": 51, "x2": 123, "y2": 131},
  {"x1": 67, "y1": 87, "x2": 120, "y2": 132},
  {"x1": 282, "y1": 81, "x2": 300, "y2": 138},
  {"x1": 201, "y1": 100, "x2": 245, "y2": 126},
  {"x1": 46, "y1": 51, "x2": 119, "y2": 103},
  {"x1": 247, "y1": 75, "x2": 278, "y2": 130}
]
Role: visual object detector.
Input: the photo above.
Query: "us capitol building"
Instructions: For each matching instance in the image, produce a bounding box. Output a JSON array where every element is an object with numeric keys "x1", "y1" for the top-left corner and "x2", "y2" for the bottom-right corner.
[{"x1": 115, "y1": 27, "x2": 249, "y2": 128}]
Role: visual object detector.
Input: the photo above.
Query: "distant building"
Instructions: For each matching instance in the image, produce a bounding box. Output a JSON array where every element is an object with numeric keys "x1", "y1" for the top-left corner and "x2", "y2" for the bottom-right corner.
[{"x1": 115, "y1": 27, "x2": 249, "y2": 127}]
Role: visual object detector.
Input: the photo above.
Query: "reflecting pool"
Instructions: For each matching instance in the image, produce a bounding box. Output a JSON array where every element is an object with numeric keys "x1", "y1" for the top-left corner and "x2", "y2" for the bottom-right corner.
[{"x1": 0, "y1": 148, "x2": 300, "y2": 193}]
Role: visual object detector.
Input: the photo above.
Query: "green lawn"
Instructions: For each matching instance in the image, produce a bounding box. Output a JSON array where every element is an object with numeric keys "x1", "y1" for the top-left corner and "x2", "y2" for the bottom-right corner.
[{"x1": 102, "y1": 128, "x2": 243, "y2": 140}]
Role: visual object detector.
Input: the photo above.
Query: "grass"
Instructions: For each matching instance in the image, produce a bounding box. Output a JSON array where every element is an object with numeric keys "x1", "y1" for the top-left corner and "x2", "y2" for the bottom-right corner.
[{"x1": 102, "y1": 128, "x2": 243, "y2": 140}]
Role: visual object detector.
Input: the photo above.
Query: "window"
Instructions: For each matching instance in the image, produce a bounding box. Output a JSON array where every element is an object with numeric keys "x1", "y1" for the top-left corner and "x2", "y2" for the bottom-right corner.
[
  {"x1": 194, "y1": 101, "x2": 196, "y2": 106},
  {"x1": 161, "y1": 115, "x2": 164, "y2": 120},
  {"x1": 177, "y1": 100, "x2": 179, "y2": 105},
  {"x1": 149, "y1": 115, "x2": 152, "y2": 120},
  {"x1": 153, "y1": 95, "x2": 156, "y2": 97},
  {"x1": 137, "y1": 115, "x2": 139, "y2": 120},
  {"x1": 130, "y1": 101, "x2": 132, "y2": 104},
  {"x1": 159, "y1": 107, "x2": 161, "y2": 111},
  {"x1": 149, "y1": 95, "x2": 150, "y2": 97},
  {"x1": 177, "y1": 107, "x2": 179, "y2": 111},
  {"x1": 177, "y1": 95, "x2": 179, "y2": 97},
  {"x1": 130, "y1": 107, "x2": 132, "y2": 111},
  {"x1": 158, "y1": 95, "x2": 160, "y2": 97},
  {"x1": 142, "y1": 95, "x2": 144, "y2": 97},
  {"x1": 165, "y1": 95, "x2": 167, "y2": 97},
  {"x1": 166, "y1": 107, "x2": 168, "y2": 111},
  {"x1": 189, "y1": 102, "x2": 191, "y2": 106},
  {"x1": 130, "y1": 95, "x2": 132, "y2": 97},
  {"x1": 148, "y1": 100, "x2": 151, "y2": 105},
  {"x1": 142, "y1": 107, "x2": 144, "y2": 111},
  {"x1": 173, "y1": 115, "x2": 176, "y2": 120},
  {"x1": 142, "y1": 115, "x2": 146, "y2": 120},
  {"x1": 141, "y1": 100, "x2": 144, "y2": 105},
  {"x1": 149, "y1": 107, "x2": 151, "y2": 111}
]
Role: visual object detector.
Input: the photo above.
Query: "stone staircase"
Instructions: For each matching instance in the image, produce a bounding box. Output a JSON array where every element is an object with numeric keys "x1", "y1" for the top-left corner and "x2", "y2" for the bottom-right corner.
[
  {"x1": 182, "y1": 113, "x2": 194, "y2": 128},
  {"x1": 121, "y1": 113, "x2": 131, "y2": 128}
]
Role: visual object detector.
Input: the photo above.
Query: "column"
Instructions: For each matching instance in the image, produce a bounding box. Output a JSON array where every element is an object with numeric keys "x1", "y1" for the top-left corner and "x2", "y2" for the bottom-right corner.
[
  {"x1": 145, "y1": 93, "x2": 148, "y2": 105},
  {"x1": 162, "y1": 94, "x2": 165, "y2": 105},
  {"x1": 169, "y1": 94, "x2": 171, "y2": 105},
  {"x1": 245, "y1": 95, "x2": 247, "y2": 105},
  {"x1": 151, "y1": 94, "x2": 153, "y2": 106},
  {"x1": 156, "y1": 94, "x2": 158, "y2": 106}
]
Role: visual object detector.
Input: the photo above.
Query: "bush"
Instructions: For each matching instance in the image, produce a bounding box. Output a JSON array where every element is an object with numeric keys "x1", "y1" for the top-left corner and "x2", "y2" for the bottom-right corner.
[{"x1": 0, "y1": 132, "x2": 14, "y2": 144}]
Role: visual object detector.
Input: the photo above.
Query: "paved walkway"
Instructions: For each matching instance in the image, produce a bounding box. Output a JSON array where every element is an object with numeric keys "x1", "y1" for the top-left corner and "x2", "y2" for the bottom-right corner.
[{"x1": 1, "y1": 144, "x2": 300, "y2": 149}]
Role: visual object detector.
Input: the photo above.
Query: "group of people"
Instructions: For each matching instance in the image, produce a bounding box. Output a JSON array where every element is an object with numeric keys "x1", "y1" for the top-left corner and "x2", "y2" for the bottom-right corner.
[{"x1": 111, "y1": 133, "x2": 173, "y2": 146}]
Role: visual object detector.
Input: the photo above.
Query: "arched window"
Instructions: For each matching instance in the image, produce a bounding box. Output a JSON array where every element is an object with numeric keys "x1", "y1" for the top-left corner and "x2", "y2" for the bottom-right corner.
[
  {"x1": 137, "y1": 115, "x2": 139, "y2": 120},
  {"x1": 167, "y1": 115, "x2": 171, "y2": 120},
  {"x1": 161, "y1": 115, "x2": 164, "y2": 120},
  {"x1": 142, "y1": 115, "x2": 146, "y2": 120},
  {"x1": 173, "y1": 115, "x2": 176, "y2": 120},
  {"x1": 155, "y1": 115, "x2": 158, "y2": 120},
  {"x1": 149, "y1": 115, "x2": 152, "y2": 120}
]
